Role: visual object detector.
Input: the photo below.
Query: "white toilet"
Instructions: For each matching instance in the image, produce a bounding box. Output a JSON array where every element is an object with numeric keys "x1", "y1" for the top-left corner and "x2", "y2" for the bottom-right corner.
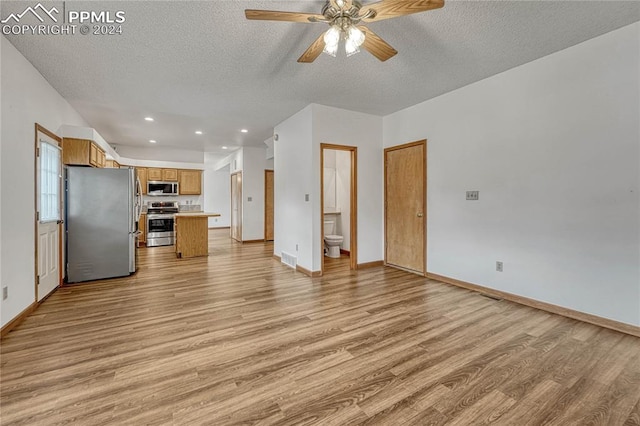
[{"x1": 324, "y1": 219, "x2": 343, "y2": 258}]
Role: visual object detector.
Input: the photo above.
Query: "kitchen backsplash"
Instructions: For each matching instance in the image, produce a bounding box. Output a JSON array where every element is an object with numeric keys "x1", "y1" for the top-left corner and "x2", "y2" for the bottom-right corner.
[{"x1": 141, "y1": 195, "x2": 203, "y2": 212}]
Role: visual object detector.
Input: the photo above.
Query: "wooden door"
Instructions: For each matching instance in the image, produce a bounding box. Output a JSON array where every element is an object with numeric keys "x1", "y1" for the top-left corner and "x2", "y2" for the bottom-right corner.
[
  {"x1": 162, "y1": 168, "x2": 178, "y2": 181},
  {"x1": 36, "y1": 128, "x2": 62, "y2": 300},
  {"x1": 385, "y1": 141, "x2": 426, "y2": 274},
  {"x1": 89, "y1": 143, "x2": 98, "y2": 167},
  {"x1": 264, "y1": 170, "x2": 274, "y2": 241},
  {"x1": 148, "y1": 168, "x2": 162, "y2": 181},
  {"x1": 231, "y1": 172, "x2": 242, "y2": 242},
  {"x1": 136, "y1": 168, "x2": 148, "y2": 195}
]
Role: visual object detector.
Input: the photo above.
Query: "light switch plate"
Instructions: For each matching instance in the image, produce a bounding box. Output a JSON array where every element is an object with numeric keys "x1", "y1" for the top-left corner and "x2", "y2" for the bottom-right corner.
[
  {"x1": 305, "y1": 194, "x2": 309, "y2": 202},
  {"x1": 466, "y1": 191, "x2": 479, "y2": 201},
  {"x1": 248, "y1": 196, "x2": 252, "y2": 202}
]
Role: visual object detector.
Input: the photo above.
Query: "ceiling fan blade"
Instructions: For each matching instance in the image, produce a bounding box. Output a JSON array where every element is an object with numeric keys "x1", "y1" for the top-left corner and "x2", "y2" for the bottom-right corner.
[
  {"x1": 298, "y1": 33, "x2": 326, "y2": 63},
  {"x1": 245, "y1": 10, "x2": 324, "y2": 23},
  {"x1": 360, "y1": 26, "x2": 398, "y2": 61},
  {"x1": 360, "y1": 0, "x2": 444, "y2": 22}
]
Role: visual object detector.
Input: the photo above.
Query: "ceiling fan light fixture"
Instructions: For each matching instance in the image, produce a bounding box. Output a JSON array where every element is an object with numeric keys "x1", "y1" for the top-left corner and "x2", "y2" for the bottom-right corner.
[
  {"x1": 323, "y1": 41, "x2": 339, "y2": 57},
  {"x1": 323, "y1": 25, "x2": 341, "y2": 47},
  {"x1": 347, "y1": 25, "x2": 365, "y2": 47},
  {"x1": 345, "y1": 38, "x2": 360, "y2": 57}
]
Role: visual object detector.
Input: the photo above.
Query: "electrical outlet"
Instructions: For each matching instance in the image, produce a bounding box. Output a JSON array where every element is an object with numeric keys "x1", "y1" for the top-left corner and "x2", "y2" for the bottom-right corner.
[
  {"x1": 296, "y1": 244, "x2": 299, "y2": 251},
  {"x1": 305, "y1": 194, "x2": 309, "y2": 202},
  {"x1": 2, "y1": 286, "x2": 7, "y2": 300},
  {"x1": 466, "y1": 191, "x2": 479, "y2": 201},
  {"x1": 496, "y1": 261, "x2": 503, "y2": 272},
  {"x1": 247, "y1": 196, "x2": 252, "y2": 202}
]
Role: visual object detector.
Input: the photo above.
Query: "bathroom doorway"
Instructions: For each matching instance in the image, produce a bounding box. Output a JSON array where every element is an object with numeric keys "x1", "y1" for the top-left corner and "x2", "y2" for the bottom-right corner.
[{"x1": 320, "y1": 144, "x2": 357, "y2": 274}]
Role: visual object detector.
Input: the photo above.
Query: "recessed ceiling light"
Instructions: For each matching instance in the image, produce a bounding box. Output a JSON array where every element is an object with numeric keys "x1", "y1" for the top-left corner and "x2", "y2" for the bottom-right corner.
[
  {"x1": 195, "y1": 131, "x2": 203, "y2": 135},
  {"x1": 222, "y1": 146, "x2": 228, "y2": 150},
  {"x1": 144, "y1": 117, "x2": 154, "y2": 122},
  {"x1": 240, "y1": 129, "x2": 248, "y2": 133},
  {"x1": 149, "y1": 140, "x2": 157, "y2": 144}
]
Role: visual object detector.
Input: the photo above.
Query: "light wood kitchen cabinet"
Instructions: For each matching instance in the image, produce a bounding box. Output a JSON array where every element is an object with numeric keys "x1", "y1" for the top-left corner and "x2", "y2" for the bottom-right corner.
[
  {"x1": 147, "y1": 168, "x2": 163, "y2": 181},
  {"x1": 138, "y1": 213, "x2": 147, "y2": 246},
  {"x1": 105, "y1": 159, "x2": 120, "y2": 168},
  {"x1": 178, "y1": 170, "x2": 202, "y2": 195},
  {"x1": 162, "y1": 168, "x2": 178, "y2": 181},
  {"x1": 97, "y1": 150, "x2": 106, "y2": 168},
  {"x1": 136, "y1": 168, "x2": 148, "y2": 195},
  {"x1": 63, "y1": 138, "x2": 106, "y2": 168},
  {"x1": 147, "y1": 168, "x2": 178, "y2": 181}
]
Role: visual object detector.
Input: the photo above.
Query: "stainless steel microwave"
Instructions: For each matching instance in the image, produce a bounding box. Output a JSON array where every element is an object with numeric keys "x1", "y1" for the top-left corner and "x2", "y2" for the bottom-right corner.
[{"x1": 147, "y1": 181, "x2": 179, "y2": 196}]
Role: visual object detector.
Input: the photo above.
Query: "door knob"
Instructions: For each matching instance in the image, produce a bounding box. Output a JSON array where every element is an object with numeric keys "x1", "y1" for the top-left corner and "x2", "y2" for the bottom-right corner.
[{"x1": 417, "y1": 213, "x2": 423, "y2": 218}]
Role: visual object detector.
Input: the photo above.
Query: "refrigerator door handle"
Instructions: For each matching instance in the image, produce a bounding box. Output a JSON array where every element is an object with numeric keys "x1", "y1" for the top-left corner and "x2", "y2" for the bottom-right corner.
[{"x1": 136, "y1": 177, "x2": 143, "y2": 222}]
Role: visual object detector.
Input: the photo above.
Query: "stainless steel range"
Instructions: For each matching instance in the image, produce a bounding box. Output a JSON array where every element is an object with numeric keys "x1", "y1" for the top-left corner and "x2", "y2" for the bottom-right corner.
[{"x1": 146, "y1": 201, "x2": 179, "y2": 247}]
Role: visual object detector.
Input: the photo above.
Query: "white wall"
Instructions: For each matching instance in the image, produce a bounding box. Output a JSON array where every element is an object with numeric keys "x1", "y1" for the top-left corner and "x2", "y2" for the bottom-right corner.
[
  {"x1": 383, "y1": 23, "x2": 640, "y2": 326},
  {"x1": 113, "y1": 144, "x2": 204, "y2": 164},
  {"x1": 312, "y1": 104, "x2": 383, "y2": 270},
  {"x1": 275, "y1": 104, "x2": 383, "y2": 272},
  {"x1": 1, "y1": 36, "x2": 90, "y2": 327},
  {"x1": 274, "y1": 106, "x2": 314, "y2": 269},
  {"x1": 204, "y1": 159, "x2": 230, "y2": 228},
  {"x1": 239, "y1": 147, "x2": 267, "y2": 240},
  {"x1": 212, "y1": 147, "x2": 267, "y2": 239}
]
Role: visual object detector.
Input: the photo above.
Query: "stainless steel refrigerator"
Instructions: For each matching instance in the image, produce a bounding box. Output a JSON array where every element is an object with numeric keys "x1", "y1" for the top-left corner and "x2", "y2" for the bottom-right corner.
[{"x1": 65, "y1": 166, "x2": 142, "y2": 283}]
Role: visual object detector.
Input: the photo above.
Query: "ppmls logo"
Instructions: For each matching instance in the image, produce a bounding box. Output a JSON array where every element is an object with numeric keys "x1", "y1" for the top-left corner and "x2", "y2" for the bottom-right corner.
[
  {"x1": 1, "y1": 3, "x2": 59, "y2": 24},
  {"x1": 2, "y1": 2, "x2": 125, "y2": 36}
]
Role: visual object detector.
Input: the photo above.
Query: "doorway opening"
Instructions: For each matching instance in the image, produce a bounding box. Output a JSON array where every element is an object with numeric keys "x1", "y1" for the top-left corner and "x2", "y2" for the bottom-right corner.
[
  {"x1": 320, "y1": 144, "x2": 357, "y2": 274},
  {"x1": 384, "y1": 140, "x2": 427, "y2": 275}
]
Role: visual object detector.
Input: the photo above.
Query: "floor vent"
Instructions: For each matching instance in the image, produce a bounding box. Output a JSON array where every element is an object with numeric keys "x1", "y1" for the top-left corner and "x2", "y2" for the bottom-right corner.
[{"x1": 281, "y1": 252, "x2": 297, "y2": 269}]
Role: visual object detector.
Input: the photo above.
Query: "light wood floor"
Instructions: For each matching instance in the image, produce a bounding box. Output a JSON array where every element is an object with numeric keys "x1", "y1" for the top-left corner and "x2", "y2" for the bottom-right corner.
[{"x1": 1, "y1": 229, "x2": 639, "y2": 425}]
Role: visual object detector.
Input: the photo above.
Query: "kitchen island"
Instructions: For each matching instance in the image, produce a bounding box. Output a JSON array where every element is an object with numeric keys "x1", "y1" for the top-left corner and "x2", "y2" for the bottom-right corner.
[{"x1": 175, "y1": 212, "x2": 221, "y2": 258}]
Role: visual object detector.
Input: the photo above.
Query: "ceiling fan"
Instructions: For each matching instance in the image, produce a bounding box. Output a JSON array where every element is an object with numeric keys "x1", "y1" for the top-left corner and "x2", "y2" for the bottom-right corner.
[{"x1": 245, "y1": 0, "x2": 444, "y2": 63}]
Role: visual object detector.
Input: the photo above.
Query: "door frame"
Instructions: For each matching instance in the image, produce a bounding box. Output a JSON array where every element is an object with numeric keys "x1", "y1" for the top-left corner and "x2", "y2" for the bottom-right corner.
[
  {"x1": 34, "y1": 123, "x2": 64, "y2": 301},
  {"x1": 384, "y1": 140, "x2": 427, "y2": 275},
  {"x1": 264, "y1": 169, "x2": 274, "y2": 241},
  {"x1": 230, "y1": 171, "x2": 242, "y2": 242},
  {"x1": 320, "y1": 143, "x2": 358, "y2": 274}
]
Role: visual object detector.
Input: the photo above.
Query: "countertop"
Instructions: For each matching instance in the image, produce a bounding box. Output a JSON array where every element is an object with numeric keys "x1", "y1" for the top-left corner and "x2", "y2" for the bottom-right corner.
[{"x1": 174, "y1": 212, "x2": 221, "y2": 218}]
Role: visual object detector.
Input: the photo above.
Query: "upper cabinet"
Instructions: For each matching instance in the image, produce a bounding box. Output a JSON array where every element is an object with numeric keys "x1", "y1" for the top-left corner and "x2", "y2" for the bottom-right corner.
[
  {"x1": 147, "y1": 168, "x2": 162, "y2": 181},
  {"x1": 134, "y1": 167, "x2": 201, "y2": 195},
  {"x1": 179, "y1": 170, "x2": 202, "y2": 195},
  {"x1": 63, "y1": 138, "x2": 106, "y2": 168},
  {"x1": 136, "y1": 167, "x2": 148, "y2": 195},
  {"x1": 105, "y1": 159, "x2": 120, "y2": 168},
  {"x1": 162, "y1": 168, "x2": 178, "y2": 181},
  {"x1": 146, "y1": 168, "x2": 178, "y2": 182}
]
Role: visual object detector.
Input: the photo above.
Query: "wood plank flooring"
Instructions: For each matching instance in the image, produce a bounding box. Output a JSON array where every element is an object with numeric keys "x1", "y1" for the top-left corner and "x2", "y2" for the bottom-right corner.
[{"x1": 1, "y1": 229, "x2": 639, "y2": 425}]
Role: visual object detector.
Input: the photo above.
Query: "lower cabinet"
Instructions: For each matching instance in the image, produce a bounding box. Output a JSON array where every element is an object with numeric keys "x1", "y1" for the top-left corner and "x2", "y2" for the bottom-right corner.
[{"x1": 138, "y1": 213, "x2": 147, "y2": 246}]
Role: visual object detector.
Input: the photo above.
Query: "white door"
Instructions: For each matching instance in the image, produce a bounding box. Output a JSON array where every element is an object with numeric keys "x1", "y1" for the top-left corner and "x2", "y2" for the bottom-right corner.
[{"x1": 37, "y1": 131, "x2": 62, "y2": 301}]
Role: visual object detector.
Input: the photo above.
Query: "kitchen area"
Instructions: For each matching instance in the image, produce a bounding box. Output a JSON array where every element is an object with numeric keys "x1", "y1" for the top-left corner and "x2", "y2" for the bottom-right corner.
[{"x1": 63, "y1": 136, "x2": 220, "y2": 285}]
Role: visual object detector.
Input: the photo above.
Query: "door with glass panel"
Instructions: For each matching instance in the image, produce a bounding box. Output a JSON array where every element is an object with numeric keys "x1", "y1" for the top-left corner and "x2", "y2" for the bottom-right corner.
[{"x1": 36, "y1": 128, "x2": 62, "y2": 300}]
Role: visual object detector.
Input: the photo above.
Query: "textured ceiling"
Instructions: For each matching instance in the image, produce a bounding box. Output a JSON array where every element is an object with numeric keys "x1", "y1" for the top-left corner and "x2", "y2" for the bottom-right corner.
[{"x1": 2, "y1": 1, "x2": 639, "y2": 158}]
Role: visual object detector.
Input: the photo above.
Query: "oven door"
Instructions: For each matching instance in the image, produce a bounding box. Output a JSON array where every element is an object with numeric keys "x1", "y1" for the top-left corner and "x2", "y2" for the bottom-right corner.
[{"x1": 147, "y1": 214, "x2": 175, "y2": 247}]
